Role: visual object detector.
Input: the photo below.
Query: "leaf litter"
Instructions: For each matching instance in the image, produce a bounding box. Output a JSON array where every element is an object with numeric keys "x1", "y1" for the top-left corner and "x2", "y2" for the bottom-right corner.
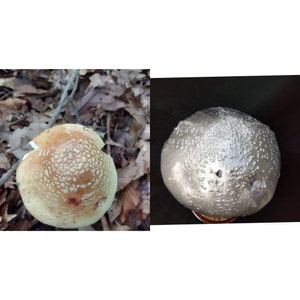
[{"x1": 0, "y1": 69, "x2": 150, "y2": 231}]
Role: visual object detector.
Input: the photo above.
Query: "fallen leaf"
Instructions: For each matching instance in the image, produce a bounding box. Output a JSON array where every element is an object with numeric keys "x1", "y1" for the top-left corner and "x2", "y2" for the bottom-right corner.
[
  {"x1": 122, "y1": 206, "x2": 143, "y2": 228},
  {"x1": 120, "y1": 180, "x2": 141, "y2": 224},
  {"x1": 0, "y1": 202, "x2": 17, "y2": 230},
  {"x1": 78, "y1": 88, "x2": 126, "y2": 113},
  {"x1": 128, "y1": 118, "x2": 145, "y2": 150},
  {"x1": 142, "y1": 195, "x2": 150, "y2": 217},
  {"x1": 89, "y1": 73, "x2": 105, "y2": 89},
  {"x1": 111, "y1": 69, "x2": 146, "y2": 88},
  {"x1": 78, "y1": 88, "x2": 112, "y2": 112},
  {"x1": 105, "y1": 100, "x2": 127, "y2": 111},
  {"x1": 116, "y1": 141, "x2": 150, "y2": 191},
  {"x1": 13, "y1": 84, "x2": 49, "y2": 97},
  {"x1": 135, "y1": 141, "x2": 150, "y2": 176},
  {"x1": 0, "y1": 153, "x2": 10, "y2": 170},
  {"x1": 4, "y1": 174, "x2": 17, "y2": 189},
  {"x1": 79, "y1": 69, "x2": 88, "y2": 76},
  {"x1": 107, "y1": 197, "x2": 123, "y2": 223},
  {"x1": 0, "y1": 97, "x2": 27, "y2": 110},
  {"x1": 79, "y1": 69, "x2": 97, "y2": 77},
  {"x1": 125, "y1": 99, "x2": 147, "y2": 128},
  {"x1": 132, "y1": 85, "x2": 144, "y2": 97},
  {"x1": 140, "y1": 124, "x2": 150, "y2": 141},
  {"x1": 110, "y1": 146, "x2": 128, "y2": 168},
  {"x1": 117, "y1": 163, "x2": 139, "y2": 191},
  {"x1": 0, "y1": 188, "x2": 7, "y2": 207},
  {"x1": 0, "y1": 76, "x2": 19, "y2": 89},
  {"x1": 7, "y1": 219, "x2": 38, "y2": 231},
  {"x1": 111, "y1": 224, "x2": 132, "y2": 231},
  {"x1": 8, "y1": 120, "x2": 48, "y2": 159}
]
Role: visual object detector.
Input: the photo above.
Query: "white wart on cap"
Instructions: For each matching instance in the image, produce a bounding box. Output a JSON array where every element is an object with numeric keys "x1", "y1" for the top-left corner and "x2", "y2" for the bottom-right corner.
[
  {"x1": 16, "y1": 124, "x2": 117, "y2": 228},
  {"x1": 161, "y1": 107, "x2": 281, "y2": 222}
]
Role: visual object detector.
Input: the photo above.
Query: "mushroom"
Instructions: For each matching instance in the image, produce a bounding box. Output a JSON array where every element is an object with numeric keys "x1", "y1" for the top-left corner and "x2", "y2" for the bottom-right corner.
[
  {"x1": 160, "y1": 107, "x2": 280, "y2": 223},
  {"x1": 16, "y1": 124, "x2": 117, "y2": 228}
]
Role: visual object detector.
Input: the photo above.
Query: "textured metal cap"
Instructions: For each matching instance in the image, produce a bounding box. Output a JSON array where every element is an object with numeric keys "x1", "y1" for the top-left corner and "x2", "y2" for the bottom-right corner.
[{"x1": 161, "y1": 107, "x2": 280, "y2": 219}]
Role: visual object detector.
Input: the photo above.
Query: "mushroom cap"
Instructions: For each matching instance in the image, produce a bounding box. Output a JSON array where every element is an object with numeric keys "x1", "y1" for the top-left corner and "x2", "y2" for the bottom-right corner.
[
  {"x1": 161, "y1": 107, "x2": 281, "y2": 219},
  {"x1": 16, "y1": 124, "x2": 117, "y2": 228}
]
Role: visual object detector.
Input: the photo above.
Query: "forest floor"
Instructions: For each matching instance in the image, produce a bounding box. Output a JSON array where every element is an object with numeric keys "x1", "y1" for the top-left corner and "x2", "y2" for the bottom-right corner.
[{"x1": 0, "y1": 69, "x2": 150, "y2": 230}]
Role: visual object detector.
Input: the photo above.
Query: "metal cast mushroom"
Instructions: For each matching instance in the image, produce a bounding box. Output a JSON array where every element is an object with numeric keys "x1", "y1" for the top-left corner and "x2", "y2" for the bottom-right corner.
[{"x1": 160, "y1": 107, "x2": 280, "y2": 223}]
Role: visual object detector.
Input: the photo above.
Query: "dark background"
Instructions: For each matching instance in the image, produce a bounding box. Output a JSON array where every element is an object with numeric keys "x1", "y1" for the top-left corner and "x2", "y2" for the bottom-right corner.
[{"x1": 151, "y1": 76, "x2": 300, "y2": 224}]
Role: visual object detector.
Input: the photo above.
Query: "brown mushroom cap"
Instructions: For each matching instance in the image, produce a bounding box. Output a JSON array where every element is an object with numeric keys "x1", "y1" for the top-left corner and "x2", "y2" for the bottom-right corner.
[{"x1": 16, "y1": 124, "x2": 117, "y2": 228}]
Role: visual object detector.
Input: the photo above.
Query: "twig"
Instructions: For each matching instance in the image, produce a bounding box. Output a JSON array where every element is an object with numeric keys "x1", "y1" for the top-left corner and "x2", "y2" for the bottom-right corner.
[
  {"x1": 106, "y1": 112, "x2": 112, "y2": 156},
  {"x1": 0, "y1": 69, "x2": 80, "y2": 187},
  {"x1": 0, "y1": 160, "x2": 21, "y2": 187},
  {"x1": 71, "y1": 100, "x2": 81, "y2": 124},
  {"x1": 70, "y1": 71, "x2": 80, "y2": 123},
  {"x1": 47, "y1": 69, "x2": 79, "y2": 129},
  {"x1": 100, "y1": 215, "x2": 111, "y2": 231}
]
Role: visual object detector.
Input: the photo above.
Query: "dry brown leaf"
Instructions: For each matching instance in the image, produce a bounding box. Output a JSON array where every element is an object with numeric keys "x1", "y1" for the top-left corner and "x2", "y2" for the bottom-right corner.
[
  {"x1": 0, "y1": 153, "x2": 10, "y2": 170},
  {"x1": 140, "y1": 88, "x2": 150, "y2": 112},
  {"x1": 117, "y1": 141, "x2": 150, "y2": 191},
  {"x1": 7, "y1": 219, "x2": 38, "y2": 231},
  {"x1": 13, "y1": 84, "x2": 48, "y2": 97},
  {"x1": 0, "y1": 77, "x2": 16, "y2": 89},
  {"x1": 4, "y1": 174, "x2": 16, "y2": 189},
  {"x1": 132, "y1": 86, "x2": 144, "y2": 97},
  {"x1": 122, "y1": 204, "x2": 143, "y2": 228},
  {"x1": 79, "y1": 69, "x2": 97, "y2": 77},
  {"x1": 78, "y1": 88, "x2": 126, "y2": 114},
  {"x1": 141, "y1": 124, "x2": 150, "y2": 141},
  {"x1": 111, "y1": 70, "x2": 146, "y2": 88},
  {"x1": 0, "y1": 203, "x2": 17, "y2": 229},
  {"x1": 120, "y1": 180, "x2": 141, "y2": 224},
  {"x1": 44, "y1": 107, "x2": 60, "y2": 118},
  {"x1": 113, "y1": 126, "x2": 135, "y2": 150},
  {"x1": 89, "y1": 73, "x2": 105, "y2": 89},
  {"x1": 110, "y1": 146, "x2": 128, "y2": 168},
  {"x1": 142, "y1": 195, "x2": 150, "y2": 217},
  {"x1": 0, "y1": 97, "x2": 27, "y2": 110},
  {"x1": 78, "y1": 88, "x2": 112, "y2": 111},
  {"x1": 125, "y1": 100, "x2": 147, "y2": 127},
  {"x1": 100, "y1": 215, "x2": 112, "y2": 231},
  {"x1": 105, "y1": 100, "x2": 127, "y2": 111},
  {"x1": 139, "y1": 180, "x2": 150, "y2": 218},
  {"x1": 117, "y1": 163, "x2": 139, "y2": 191},
  {"x1": 135, "y1": 141, "x2": 150, "y2": 175},
  {"x1": 79, "y1": 69, "x2": 88, "y2": 76},
  {"x1": 111, "y1": 224, "x2": 132, "y2": 231},
  {"x1": 8, "y1": 121, "x2": 48, "y2": 159},
  {"x1": 0, "y1": 188, "x2": 7, "y2": 207},
  {"x1": 129, "y1": 119, "x2": 145, "y2": 150},
  {"x1": 107, "y1": 198, "x2": 123, "y2": 223}
]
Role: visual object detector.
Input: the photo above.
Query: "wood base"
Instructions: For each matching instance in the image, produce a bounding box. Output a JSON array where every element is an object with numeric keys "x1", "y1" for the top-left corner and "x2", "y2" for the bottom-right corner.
[{"x1": 192, "y1": 211, "x2": 237, "y2": 224}]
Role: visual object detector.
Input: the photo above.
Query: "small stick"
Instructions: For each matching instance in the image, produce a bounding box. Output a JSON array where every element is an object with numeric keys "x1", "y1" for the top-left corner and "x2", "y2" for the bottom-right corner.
[
  {"x1": 70, "y1": 71, "x2": 80, "y2": 123},
  {"x1": 47, "y1": 69, "x2": 79, "y2": 129},
  {"x1": 100, "y1": 215, "x2": 111, "y2": 231},
  {"x1": 71, "y1": 100, "x2": 80, "y2": 124},
  {"x1": 0, "y1": 160, "x2": 21, "y2": 187},
  {"x1": 106, "y1": 112, "x2": 112, "y2": 156}
]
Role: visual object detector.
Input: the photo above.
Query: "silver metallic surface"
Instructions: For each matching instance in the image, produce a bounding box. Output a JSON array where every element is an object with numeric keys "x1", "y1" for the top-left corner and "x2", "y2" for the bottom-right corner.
[{"x1": 161, "y1": 107, "x2": 281, "y2": 218}]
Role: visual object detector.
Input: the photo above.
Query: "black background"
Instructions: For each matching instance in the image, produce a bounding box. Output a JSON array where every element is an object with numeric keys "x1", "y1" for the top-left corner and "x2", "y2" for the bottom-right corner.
[{"x1": 151, "y1": 76, "x2": 300, "y2": 224}]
